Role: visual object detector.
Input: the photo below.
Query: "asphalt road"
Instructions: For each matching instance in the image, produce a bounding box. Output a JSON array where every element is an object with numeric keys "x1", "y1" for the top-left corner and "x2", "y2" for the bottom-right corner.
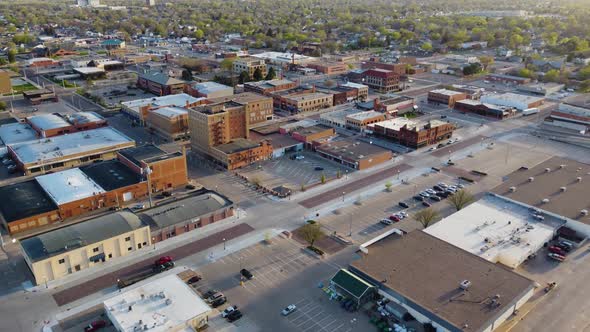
[
  {"x1": 52, "y1": 223, "x2": 254, "y2": 306},
  {"x1": 299, "y1": 163, "x2": 413, "y2": 208}
]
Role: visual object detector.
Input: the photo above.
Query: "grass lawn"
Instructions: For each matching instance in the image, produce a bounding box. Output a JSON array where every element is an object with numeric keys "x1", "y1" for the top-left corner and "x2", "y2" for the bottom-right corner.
[{"x1": 5, "y1": 82, "x2": 37, "y2": 95}]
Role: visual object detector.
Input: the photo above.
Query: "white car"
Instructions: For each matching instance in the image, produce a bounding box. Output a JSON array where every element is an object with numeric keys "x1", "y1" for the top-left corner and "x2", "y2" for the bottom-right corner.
[
  {"x1": 428, "y1": 147, "x2": 437, "y2": 151},
  {"x1": 419, "y1": 192, "x2": 430, "y2": 198},
  {"x1": 295, "y1": 155, "x2": 305, "y2": 160},
  {"x1": 222, "y1": 305, "x2": 238, "y2": 318},
  {"x1": 399, "y1": 211, "x2": 408, "y2": 218},
  {"x1": 282, "y1": 304, "x2": 297, "y2": 316},
  {"x1": 425, "y1": 189, "x2": 436, "y2": 195}
]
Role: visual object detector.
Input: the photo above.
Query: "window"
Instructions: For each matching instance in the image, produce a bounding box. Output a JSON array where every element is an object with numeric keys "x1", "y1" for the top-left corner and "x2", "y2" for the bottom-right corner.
[
  {"x1": 143, "y1": 242, "x2": 147, "y2": 246},
  {"x1": 58, "y1": 258, "x2": 65, "y2": 264},
  {"x1": 138, "y1": 243, "x2": 142, "y2": 249},
  {"x1": 108, "y1": 254, "x2": 112, "y2": 258},
  {"x1": 128, "y1": 247, "x2": 133, "y2": 251},
  {"x1": 92, "y1": 247, "x2": 99, "y2": 253},
  {"x1": 125, "y1": 236, "x2": 131, "y2": 241}
]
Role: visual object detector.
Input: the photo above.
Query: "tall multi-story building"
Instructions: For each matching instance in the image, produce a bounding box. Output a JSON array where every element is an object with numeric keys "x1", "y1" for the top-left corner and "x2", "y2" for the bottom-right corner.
[
  {"x1": 209, "y1": 92, "x2": 274, "y2": 124},
  {"x1": 232, "y1": 57, "x2": 267, "y2": 79},
  {"x1": 362, "y1": 69, "x2": 401, "y2": 93}
]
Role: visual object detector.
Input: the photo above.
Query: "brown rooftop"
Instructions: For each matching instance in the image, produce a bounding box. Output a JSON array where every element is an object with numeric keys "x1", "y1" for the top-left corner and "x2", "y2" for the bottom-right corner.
[
  {"x1": 350, "y1": 231, "x2": 534, "y2": 331},
  {"x1": 491, "y1": 156, "x2": 590, "y2": 224},
  {"x1": 209, "y1": 92, "x2": 271, "y2": 105},
  {"x1": 316, "y1": 139, "x2": 390, "y2": 162}
]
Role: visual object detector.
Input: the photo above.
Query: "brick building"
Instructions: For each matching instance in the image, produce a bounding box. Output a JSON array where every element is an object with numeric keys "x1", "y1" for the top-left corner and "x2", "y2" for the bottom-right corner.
[
  {"x1": 283, "y1": 92, "x2": 333, "y2": 113},
  {"x1": 23, "y1": 89, "x2": 58, "y2": 105},
  {"x1": 210, "y1": 138, "x2": 273, "y2": 170},
  {"x1": 290, "y1": 125, "x2": 335, "y2": 145},
  {"x1": 145, "y1": 106, "x2": 190, "y2": 141},
  {"x1": 373, "y1": 96, "x2": 416, "y2": 116},
  {"x1": 340, "y1": 82, "x2": 369, "y2": 101},
  {"x1": 244, "y1": 79, "x2": 297, "y2": 95},
  {"x1": 427, "y1": 89, "x2": 468, "y2": 108},
  {"x1": 186, "y1": 81, "x2": 234, "y2": 99},
  {"x1": 315, "y1": 139, "x2": 393, "y2": 170},
  {"x1": 137, "y1": 71, "x2": 185, "y2": 96},
  {"x1": 361, "y1": 60, "x2": 407, "y2": 75},
  {"x1": 25, "y1": 112, "x2": 107, "y2": 138},
  {"x1": 232, "y1": 57, "x2": 267, "y2": 79},
  {"x1": 362, "y1": 69, "x2": 401, "y2": 93},
  {"x1": 454, "y1": 100, "x2": 517, "y2": 119},
  {"x1": 305, "y1": 62, "x2": 349, "y2": 75},
  {"x1": 373, "y1": 118, "x2": 456, "y2": 148},
  {"x1": 345, "y1": 111, "x2": 386, "y2": 132}
]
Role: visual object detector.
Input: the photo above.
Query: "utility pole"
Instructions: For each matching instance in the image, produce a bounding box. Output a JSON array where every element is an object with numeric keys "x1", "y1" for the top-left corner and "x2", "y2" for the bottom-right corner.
[
  {"x1": 349, "y1": 214, "x2": 353, "y2": 237},
  {"x1": 144, "y1": 167, "x2": 153, "y2": 207}
]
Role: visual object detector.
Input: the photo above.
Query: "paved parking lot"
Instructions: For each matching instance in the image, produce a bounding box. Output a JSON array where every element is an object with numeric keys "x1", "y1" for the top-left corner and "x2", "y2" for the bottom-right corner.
[
  {"x1": 240, "y1": 151, "x2": 351, "y2": 190},
  {"x1": 106, "y1": 113, "x2": 166, "y2": 145}
]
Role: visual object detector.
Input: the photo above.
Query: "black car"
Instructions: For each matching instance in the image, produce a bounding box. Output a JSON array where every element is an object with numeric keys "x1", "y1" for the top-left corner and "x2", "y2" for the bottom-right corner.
[
  {"x1": 153, "y1": 261, "x2": 175, "y2": 273},
  {"x1": 437, "y1": 143, "x2": 444, "y2": 148},
  {"x1": 422, "y1": 201, "x2": 432, "y2": 207},
  {"x1": 436, "y1": 191, "x2": 449, "y2": 198},
  {"x1": 240, "y1": 268, "x2": 254, "y2": 280},
  {"x1": 211, "y1": 296, "x2": 227, "y2": 308},
  {"x1": 430, "y1": 195, "x2": 441, "y2": 202},
  {"x1": 398, "y1": 202, "x2": 409, "y2": 209},
  {"x1": 314, "y1": 166, "x2": 324, "y2": 171},
  {"x1": 227, "y1": 310, "x2": 243, "y2": 322},
  {"x1": 433, "y1": 185, "x2": 444, "y2": 192},
  {"x1": 202, "y1": 289, "x2": 219, "y2": 299},
  {"x1": 187, "y1": 275, "x2": 202, "y2": 284},
  {"x1": 413, "y1": 195, "x2": 424, "y2": 201}
]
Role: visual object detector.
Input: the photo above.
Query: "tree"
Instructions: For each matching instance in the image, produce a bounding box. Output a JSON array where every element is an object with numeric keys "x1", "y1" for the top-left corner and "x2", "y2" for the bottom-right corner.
[
  {"x1": 7, "y1": 49, "x2": 16, "y2": 63},
  {"x1": 414, "y1": 208, "x2": 439, "y2": 228},
  {"x1": 463, "y1": 63, "x2": 482, "y2": 76},
  {"x1": 385, "y1": 181, "x2": 393, "y2": 191},
  {"x1": 181, "y1": 69, "x2": 193, "y2": 81},
  {"x1": 421, "y1": 42, "x2": 433, "y2": 52},
  {"x1": 478, "y1": 56, "x2": 494, "y2": 71},
  {"x1": 580, "y1": 79, "x2": 590, "y2": 93},
  {"x1": 543, "y1": 69, "x2": 560, "y2": 82},
  {"x1": 300, "y1": 223, "x2": 324, "y2": 248},
  {"x1": 0, "y1": 101, "x2": 6, "y2": 111},
  {"x1": 578, "y1": 66, "x2": 590, "y2": 81},
  {"x1": 265, "y1": 67, "x2": 276, "y2": 80},
  {"x1": 320, "y1": 173, "x2": 326, "y2": 184},
  {"x1": 448, "y1": 189, "x2": 475, "y2": 211},
  {"x1": 518, "y1": 68, "x2": 535, "y2": 79},
  {"x1": 253, "y1": 68, "x2": 263, "y2": 81},
  {"x1": 220, "y1": 58, "x2": 234, "y2": 71},
  {"x1": 193, "y1": 29, "x2": 204, "y2": 39},
  {"x1": 238, "y1": 71, "x2": 250, "y2": 84}
]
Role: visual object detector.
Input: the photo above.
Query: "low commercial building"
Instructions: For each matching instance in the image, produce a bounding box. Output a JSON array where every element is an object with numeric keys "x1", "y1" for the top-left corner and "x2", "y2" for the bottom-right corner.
[
  {"x1": 290, "y1": 125, "x2": 335, "y2": 145},
  {"x1": 0, "y1": 69, "x2": 12, "y2": 95},
  {"x1": 361, "y1": 59, "x2": 407, "y2": 75},
  {"x1": 25, "y1": 112, "x2": 107, "y2": 138},
  {"x1": 22, "y1": 89, "x2": 58, "y2": 105},
  {"x1": 373, "y1": 96, "x2": 415, "y2": 116},
  {"x1": 244, "y1": 79, "x2": 297, "y2": 95},
  {"x1": 20, "y1": 210, "x2": 150, "y2": 285},
  {"x1": 137, "y1": 191, "x2": 233, "y2": 242},
  {"x1": 146, "y1": 106, "x2": 190, "y2": 141},
  {"x1": 340, "y1": 82, "x2": 369, "y2": 101},
  {"x1": 306, "y1": 61, "x2": 349, "y2": 75},
  {"x1": 315, "y1": 139, "x2": 393, "y2": 170},
  {"x1": 73, "y1": 67, "x2": 106, "y2": 80},
  {"x1": 349, "y1": 230, "x2": 535, "y2": 332},
  {"x1": 210, "y1": 138, "x2": 273, "y2": 170},
  {"x1": 232, "y1": 56, "x2": 267, "y2": 79},
  {"x1": 425, "y1": 194, "x2": 562, "y2": 268},
  {"x1": 25, "y1": 58, "x2": 58, "y2": 68},
  {"x1": 449, "y1": 84, "x2": 485, "y2": 100},
  {"x1": 121, "y1": 93, "x2": 205, "y2": 123},
  {"x1": 427, "y1": 89, "x2": 468, "y2": 108},
  {"x1": 270, "y1": 86, "x2": 315, "y2": 110},
  {"x1": 7, "y1": 127, "x2": 135, "y2": 175},
  {"x1": 373, "y1": 118, "x2": 456, "y2": 149},
  {"x1": 486, "y1": 73, "x2": 531, "y2": 85},
  {"x1": 137, "y1": 71, "x2": 185, "y2": 96},
  {"x1": 316, "y1": 86, "x2": 360, "y2": 105},
  {"x1": 251, "y1": 51, "x2": 315, "y2": 65},
  {"x1": 548, "y1": 103, "x2": 590, "y2": 128},
  {"x1": 454, "y1": 99, "x2": 517, "y2": 119},
  {"x1": 319, "y1": 108, "x2": 364, "y2": 129},
  {"x1": 492, "y1": 157, "x2": 590, "y2": 236},
  {"x1": 345, "y1": 111, "x2": 386, "y2": 133},
  {"x1": 103, "y1": 274, "x2": 212, "y2": 332},
  {"x1": 187, "y1": 81, "x2": 234, "y2": 99},
  {"x1": 517, "y1": 82, "x2": 565, "y2": 96},
  {"x1": 88, "y1": 59, "x2": 125, "y2": 71},
  {"x1": 283, "y1": 92, "x2": 333, "y2": 113},
  {"x1": 480, "y1": 93, "x2": 544, "y2": 111}
]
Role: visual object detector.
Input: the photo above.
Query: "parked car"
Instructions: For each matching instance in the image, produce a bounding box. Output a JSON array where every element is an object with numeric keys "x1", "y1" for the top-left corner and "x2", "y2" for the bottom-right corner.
[
  {"x1": 240, "y1": 268, "x2": 254, "y2": 280},
  {"x1": 398, "y1": 202, "x2": 409, "y2": 209},
  {"x1": 207, "y1": 291, "x2": 225, "y2": 302},
  {"x1": 429, "y1": 147, "x2": 437, "y2": 151},
  {"x1": 84, "y1": 320, "x2": 106, "y2": 332},
  {"x1": 153, "y1": 261, "x2": 174, "y2": 273},
  {"x1": 430, "y1": 195, "x2": 442, "y2": 202},
  {"x1": 437, "y1": 182, "x2": 448, "y2": 188},
  {"x1": 295, "y1": 155, "x2": 305, "y2": 160},
  {"x1": 211, "y1": 296, "x2": 227, "y2": 308},
  {"x1": 456, "y1": 184, "x2": 465, "y2": 189},
  {"x1": 425, "y1": 189, "x2": 436, "y2": 195},
  {"x1": 202, "y1": 289, "x2": 219, "y2": 299},
  {"x1": 314, "y1": 166, "x2": 324, "y2": 171},
  {"x1": 398, "y1": 211, "x2": 408, "y2": 218},
  {"x1": 548, "y1": 246, "x2": 567, "y2": 256},
  {"x1": 413, "y1": 195, "x2": 424, "y2": 201},
  {"x1": 187, "y1": 275, "x2": 202, "y2": 284},
  {"x1": 383, "y1": 217, "x2": 396, "y2": 224},
  {"x1": 282, "y1": 304, "x2": 297, "y2": 316},
  {"x1": 433, "y1": 185, "x2": 444, "y2": 192},
  {"x1": 437, "y1": 143, "x2": 444, "y2": 149},
  {"x1": 557, "y1": 241, "x2": 574, "y2": 252},
  {"x1": 222, "y1": 305, "x2": 239, "y2": 318},
  {"x1": 227, "y1": 310, "x2": 243, "y2": 322},
  {"x1": 548, "y1": 253, "x2": 566, "y2": 262},
  {"x1": 419, "y1": 192, "x2": 430, "y2": 198},
  {"x1": 155, "y1": 256, "x2": 173, "y2": 265},
  {"x1": 422, "y1": 201, "x2": 432, "y2": 207},
  {"x1": 131, "y1": 203, "x2": 146, "y2": 210}
]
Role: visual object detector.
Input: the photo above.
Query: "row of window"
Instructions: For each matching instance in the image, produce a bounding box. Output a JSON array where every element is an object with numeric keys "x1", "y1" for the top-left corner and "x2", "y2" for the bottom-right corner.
[{"x1": 57, "y1": 240, "x2": 148, "y2": 264}]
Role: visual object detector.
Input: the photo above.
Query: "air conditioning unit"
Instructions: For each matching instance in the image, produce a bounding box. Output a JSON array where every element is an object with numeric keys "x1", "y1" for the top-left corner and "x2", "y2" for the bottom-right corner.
[
  {"x1": 459, "y1": 280, "x2": 471, "y2": 290},
  {"x1": 509, "y1": 186, "x2": 516, "y2": 192},
  {"x1": 542, "y1": 198, "x2": 550, "y2": 204},
  {"x1": 560, "y1": 187, "x2": 567, "y2": 192},
  {"x1": 528, "y1": 177, "x2": 534, "y2": 182},
  {"x1": 545, "y1": 168, "x2": 551, "y2": 173}
]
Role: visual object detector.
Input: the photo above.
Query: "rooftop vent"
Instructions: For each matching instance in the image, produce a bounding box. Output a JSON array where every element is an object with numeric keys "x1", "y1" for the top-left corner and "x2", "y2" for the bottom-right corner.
[
  {"x1": 545, "y1": 168, "x2": 551, "y2": 173},
  {"x1": 560, "y1": 164, "x2": 566, "y2": 169},
  {"x1": 581, "y1": 209, "x2": 589, "y2": 216},
  {"x1": 509, "y1": 186, "x2": 516, "y2": 192},
  {"x1": 577, "y1": 177, "x2": 582, "y2": 182},
  {"x1": 542, "y1": 198, "x2": 550, "y2": 204},
  {"x1": 528, "y1": 177, "x2": 534, "y2": 182},
  {"x1": 560, "y1": 187, "x2": 567, "y2": 192},
  {"x1": 459, "y1": 280, "x2": 471, "y2": 290}
]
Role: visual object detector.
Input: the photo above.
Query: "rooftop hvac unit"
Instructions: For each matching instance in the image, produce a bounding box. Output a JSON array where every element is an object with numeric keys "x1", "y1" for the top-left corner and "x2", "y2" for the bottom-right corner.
[
  {"x1": 560, "y1": 164, "x2": 566, "y2": 169},
  {"x1": 542, "y1": 198, "x2": 550, "y2": 204},
  {"x1": 509, "y1": 186, "x2": 516, "y2": 192},
  {"x1": 165, "y1": 298, "x2": 173, "y2": 305},
  {"x1": 528, "y1": 177, "x2": 534, "y2": 182},
  {"x1": 560, "y1": 187, "x2": 567, "y2": 192},
  {"x1": 545, "y1": 168, "x2": 551, "y2": 173},
  {"x1": 459, "y1": 280, "x2": 471, "y2": 290},
  {"x1": 577, "y1": 177, "x2": 582, "y2": 182},
  {"x1": 581, "y1": 209, "x2": 589, "y2": 216}
]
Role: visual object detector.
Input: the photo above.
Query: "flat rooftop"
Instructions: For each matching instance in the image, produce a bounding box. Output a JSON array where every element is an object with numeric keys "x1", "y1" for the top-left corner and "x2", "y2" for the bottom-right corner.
[
  {"x1": 424, "y1": 194, "x2": 562, "y2": 268},
  {"x1": 286, "y1": 92, "x2": 332, "y2": 102},
  {"x1": 192, "y1": 81, "x2": 233, "y2": 94},
  {"x1": 491, "y1": 157, "x2": 590, "y2": 225},
  {"x1": 429, "y1": 88, "x2": 465, "y2": 96},
  {"x1": 345, "y1": 111, "x2": 384, "y2": 121},
  {"x1": 320, "y1": 108, "x2": 362, "y2": 122},
  {"x1": 316, "y1": 139, "x2": 390, "y2": 161},
  {"x1": 294, "y1": 125, "x2": 333, "y2": 136},
  {"x1": 20, "y1": 211, "x2": 145, "y2": 262},
  {"x1": 137, "y1": 191, "x2": 231, "y2": 230},
  {"x1": 0, "y1": 123, "x2": 38, "y2": 146},
  {"x1": 481, "y1": 92, "x2": 544, "y2": 104},
  {"x1": 73, "y1": 67, "x2": 105, "y2": 74},
  {"x1": 0, "y1": 180, "x2": 57, "y2": 223},
  {"x1": 214, "y1": 138, "x2": 260, "y2": 154},
  {"x1": 250, "y1": 131, "x2": 300, "y2": 148},
  {"x1": 36, "y1": 168, "x2": 106, "y2": 205},
  {"x1": 9, "y1": 127, "x2": 135, "y2": 165},
  {"x1": 351, "y1": 231, "x2": 534, "y2": 332},
  {"x1": 103, "y1": 274, "x2": 211, "y2": 332},
  {"x1": 80, "y1": 160, "x2": 142, "y2": 191},
  {"x1": 65, "y1": 112, "x2": 105, "y2": 125},
  {"x1": 118, "y1": 144, "x2": 173, "y2": 167},
  {"x1": 121, "y1": 94, "x2": 204, "y2": 114},
  {"x1": 374, "y1": 118, "x2": 447, "y2": 131},
  {"x1": 340, "y1": 81, "x2": 368, "y2": 90},
  {"x1": 151, "y1": 106, "x2": 188, "y2": 119},
  {"x1": 27, "y1": 114, "x2": 71, "y2": 131}
]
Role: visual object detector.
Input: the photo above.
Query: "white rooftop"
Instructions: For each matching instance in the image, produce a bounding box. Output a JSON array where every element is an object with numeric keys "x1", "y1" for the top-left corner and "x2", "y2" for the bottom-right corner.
[
  {"x1": 151, "y1": 106, "x2": 188, "y2": 119},
  {"x1": 9, "y1": 127, "x2": 134, "y2": 165},
  {"x1": 192, "y1": 81, "x2": 233, "y2": 94},
  {"x1": 104, "y1": 274, "x2": 211, "y2": 332},
  {"x1": 341, "y1": 81, "x2": 368, "y2": 89},
  {"x1": 27, "y1": 114, "x2": 70, "y2": 131},
  {"x1": 251, "y1": 51, "x2": 316, "y2": 63},
  {"x1": 373, "y1": 117, "x2": 417, "y2": 130},
  {"x1": 430, "y1": 88, "x2": 464, "y2": 96},
  {"x1": 65, "y1": 111, "x2": 105, "y2": 124},
  {"x1": 121, "y1": 94, "x2": 204, "y2": 114},
  {"x1": 0, "y1": 123, "x2": 38, "y2": 146},
  {"x1": 346, "y1": 110, "x2": 384, "y2": 121},
  {"x1": 74, "y1": 67, "x2": 105, "y2": 74},
  {"x1": 481, "y1": 92, "x2": 544, "y2": 104},
  {"x1": 424, "y1": 194, "x2": 561, "y2": 269},
  {"x1": 36, "y1": 168, "x2": 106, "y2": 205}
]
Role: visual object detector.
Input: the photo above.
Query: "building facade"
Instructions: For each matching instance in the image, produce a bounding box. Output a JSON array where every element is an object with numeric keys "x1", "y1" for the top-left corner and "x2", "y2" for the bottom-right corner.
[
  {"x1": 373, "y1": 119, "x2": 456, "y2": 148},
  {"x1": 362, "y1": 69, "x2": 401, "y2": 93},
  {"x1": 427, "y1": 89, "x2": 468, "y2": 108},
  {"x1": 137, "y1": 71, "x2": 185, "y2": 96},
  {"x1": 283, "y1": 92, "x2": 333, "y2": 113},
  {"x1": 232, "y1": 57, "x2": 267, "y2": 79}
]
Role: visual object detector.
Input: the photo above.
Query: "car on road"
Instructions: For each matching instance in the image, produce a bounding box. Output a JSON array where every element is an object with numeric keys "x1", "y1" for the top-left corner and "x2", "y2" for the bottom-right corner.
[
  {"x1": 548, "y1": 246, "x2": 567, "y2": 256},
  {"x1": 398, "y1": 202, "x2": 409, "y2": 208},
  {"x1": 155, "y1": 256, "x2": 173, "y2": 265},
  {"x1": 227, "y1": 310, "x2": 243, "y2": 322},
  {"x1": 428, "y1": 147, "x2": 437, "y2": 151},
  {"x1": 282, "y1": 304, "x2": 297, "y2": 316},
  {"x1": 422, "y1": 201, "x2": 432, "y2": 207},
  {"x1": 548, "y1": 253, "x2": 566, "y2": 262},
  {"x1": 153, "y1": 261, "x2": 175, "y2": 273},
  {"x1": 222, "y1": 305, "x2": 238, "y2": 318},
  {"x1": 413, "y1": 195, "x2": 424, "y2": 201},
  {"x1": 187, "y1": 275, "x2": 202, "y2": 284},
  {"x1": 240, "y1": 268, "x2": 254, "y2": 280},
  {"x1": 131, "y1": 203, "x2": 146, "y2": 210},
  {"x1": 440, "y1": 115, "x2": 447, "y2": 119},
  {"x1": 294, "y1": 155, "x2": 305, "y2": 160},
  {"x1": 84, "y1": 320, "x2": 106, "y2": 332},
  {"x1": 314, "y1": 166, "x2": 324, "y2": 171},
  {"x1": 211, "y1": 296, "x2": 227, "y2": 308},
  {"x1": 437, "y1": 143, "x2": 444, "y2": 149}
]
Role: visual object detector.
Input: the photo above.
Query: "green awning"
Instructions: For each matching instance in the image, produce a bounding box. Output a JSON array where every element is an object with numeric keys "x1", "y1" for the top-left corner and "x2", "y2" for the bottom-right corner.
[{"x1": 331, "y1": 269, "x2": 373, "y2": 299}]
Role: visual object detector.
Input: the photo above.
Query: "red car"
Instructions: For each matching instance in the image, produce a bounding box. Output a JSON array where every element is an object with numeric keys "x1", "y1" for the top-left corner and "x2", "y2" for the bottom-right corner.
[
  {"x1": 389, "y1": 215, "x2": 401, "y2": 222},
  {"x1": 155, "y1": 256, "x2": 173, "y2": 265},
  {"x1": 84, "y1": 320, "x2": 106, "y2": 332},
  {"x1": 548, "y1": 246, "x2": 566, "y2": 256}
]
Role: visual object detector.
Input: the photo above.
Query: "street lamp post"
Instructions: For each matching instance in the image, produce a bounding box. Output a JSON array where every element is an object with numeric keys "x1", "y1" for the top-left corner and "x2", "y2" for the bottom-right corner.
[
  {"x1": 349, "y1": 214, "x2": 353, "y2": 237},
  {"x1": 342, "y1": 191, "x2": 346, "y2": 202},
  {"x1": 223, "y1": 238, "x2": 226, "y2": 250}
]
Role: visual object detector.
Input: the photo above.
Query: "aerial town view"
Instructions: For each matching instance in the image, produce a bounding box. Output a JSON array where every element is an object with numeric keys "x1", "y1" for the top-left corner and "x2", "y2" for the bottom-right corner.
[{"x1": 1, "y1": 0, "x2": 590, "y2": 331}]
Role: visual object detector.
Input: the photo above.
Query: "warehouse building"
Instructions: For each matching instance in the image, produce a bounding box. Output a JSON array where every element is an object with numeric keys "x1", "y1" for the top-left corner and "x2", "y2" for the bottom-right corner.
[
  {"x1": 349, "y1": 230, "x2": 535, "y2": 332},
  {"x1": 283, "y1": 92, "x2": 333, "y2": 113},
  {"x1": 427, "y1": 89, "x2": 467, "y2": 108},
  {"x1": 25, "y1": 112, "x2": 107, "y2": 138},
  {"x1": 6, "y1": 127, "x2": 135, "y2": 175},
  {"x1": 480, "y1": 93, "x2": 544, "y2": 111},
  {"x1": 454, "y1": 99, "x2": 517, "y2": 119},
  {"x1": 244, "y1": 79, "x2": 297, "y2": 95},
  {"x1": 104, "y1": 274, "x2": 212, "y2": 332},
  {"x1": 315, "y1": 138, "x2": 393, "y2": 170},
  {"x1": 516, "y1": 82, "x2": 564, "y2": 96},
  {"x1": 20, "y1": 210, "x2": 150, "y2": 285},
  {"x1": 137, "y1": 71, "x2": 185, "y2": 96}
]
